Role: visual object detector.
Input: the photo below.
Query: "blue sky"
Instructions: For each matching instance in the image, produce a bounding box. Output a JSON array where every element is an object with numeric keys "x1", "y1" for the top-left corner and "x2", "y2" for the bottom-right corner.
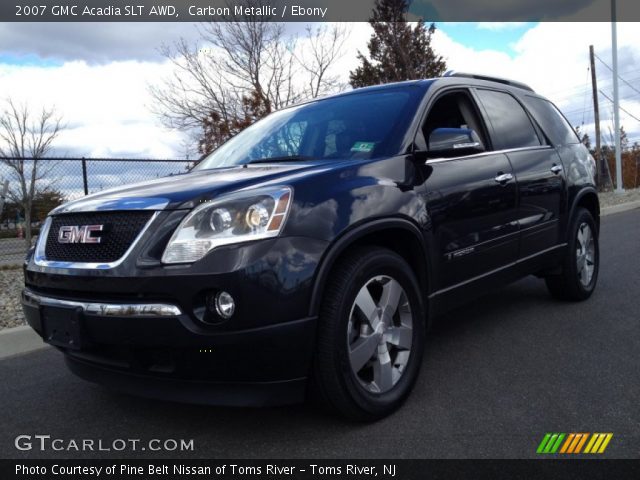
[
  {"x1": 0, "y1": 23, "x2": 538, "y2": 66},
  {"x1": 438, "y1": 22, "x2": 538, "y2": 57},
  {"x1": 0, "y1": 53, "x2": 62, "y2": 67}
]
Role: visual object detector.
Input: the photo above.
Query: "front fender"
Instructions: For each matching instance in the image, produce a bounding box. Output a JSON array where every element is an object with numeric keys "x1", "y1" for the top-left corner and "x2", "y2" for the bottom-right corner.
[{"x1": 308, "y1": 216, "x2": 431, "y2": 318}]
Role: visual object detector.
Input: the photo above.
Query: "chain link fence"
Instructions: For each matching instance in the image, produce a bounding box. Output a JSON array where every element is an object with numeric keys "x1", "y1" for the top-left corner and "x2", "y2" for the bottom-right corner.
[{"x1": 0, "y1": 157, "x2": 193, "y2": 265}]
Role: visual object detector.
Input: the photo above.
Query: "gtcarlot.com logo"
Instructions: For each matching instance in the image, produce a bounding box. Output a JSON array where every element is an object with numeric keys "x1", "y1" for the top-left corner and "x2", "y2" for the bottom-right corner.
[
  {"x1": 14, "y1": 435, "x2": 194, "y2": 452},
  {"x1": 536, "y1": 433, "x2": 613, "y2": 454}
]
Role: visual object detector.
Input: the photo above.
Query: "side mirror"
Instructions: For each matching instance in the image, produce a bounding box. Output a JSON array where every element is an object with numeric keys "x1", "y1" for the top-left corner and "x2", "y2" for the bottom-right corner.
[{"x1": 428, "y1": 128, "x2": 485, "y2": 157}]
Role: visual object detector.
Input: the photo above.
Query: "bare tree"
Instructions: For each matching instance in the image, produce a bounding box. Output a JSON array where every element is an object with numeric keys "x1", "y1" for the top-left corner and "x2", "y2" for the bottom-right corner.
[
  {"x1": 294, "y1": 24, "x2": 348, "y2": 99},
  {"x1": 0, "y1": 99, "x2": 64, "y2": 248},
  {"x1": 149, "y1": 3, "x2": 349, "y2": 155}
]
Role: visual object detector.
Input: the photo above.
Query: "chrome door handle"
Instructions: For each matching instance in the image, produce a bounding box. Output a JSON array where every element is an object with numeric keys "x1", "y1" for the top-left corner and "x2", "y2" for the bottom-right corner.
[
  {"x1": 550, "y1": 164, "x2": 563, "y2": 174},
  {"x1": 494, "y1": 173, "x2": 513, "y2": 183}
]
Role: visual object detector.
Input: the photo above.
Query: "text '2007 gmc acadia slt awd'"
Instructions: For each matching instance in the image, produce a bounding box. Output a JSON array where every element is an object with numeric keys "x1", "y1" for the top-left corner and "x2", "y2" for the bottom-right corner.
[{"x1": 22, "y1": 72, "x2": 599, "y2": 421}]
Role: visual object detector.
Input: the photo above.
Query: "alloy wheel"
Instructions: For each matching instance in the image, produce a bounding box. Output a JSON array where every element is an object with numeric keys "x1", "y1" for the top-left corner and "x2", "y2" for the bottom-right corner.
[
  {"x1": 347, "y1": 275, "x2": 413, "y2": 394},
  {"x1": 576, "y1": 222, "x2": 596, "y2": 287}
]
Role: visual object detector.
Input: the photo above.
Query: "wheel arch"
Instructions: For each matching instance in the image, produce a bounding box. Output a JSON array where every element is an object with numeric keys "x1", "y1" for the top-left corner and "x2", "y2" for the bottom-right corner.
[
  {"x1": 308, "y1": 218, "x2": 431, "y2": 322},
  {"x1": 568, "y1": 187, "x2": 600, "y2": 237}
]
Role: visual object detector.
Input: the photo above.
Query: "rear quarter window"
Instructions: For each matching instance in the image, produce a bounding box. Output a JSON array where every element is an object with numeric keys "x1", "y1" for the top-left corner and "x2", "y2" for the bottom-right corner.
[
  {"x1": 523, "y1": 96, "x2": 580, "y2": 146},
  {"x1": 475, "y1": 89, "x2": 541, "y2": 150}
]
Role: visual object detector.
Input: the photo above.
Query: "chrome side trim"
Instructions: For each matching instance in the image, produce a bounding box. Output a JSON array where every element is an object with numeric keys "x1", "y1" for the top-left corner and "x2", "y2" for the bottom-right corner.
[
  {"x1": 425, "y1": 145, "x2": 554, "y2": 165},
  {"x1": 50, "y1": 197, "x2": 169, "y2": 215},
  {"x1": 22, "y1": 289, "x2": 182, "y2": 317},
  {"x1": 33, "y1": 211, "x2": 160, "y2": 270}
]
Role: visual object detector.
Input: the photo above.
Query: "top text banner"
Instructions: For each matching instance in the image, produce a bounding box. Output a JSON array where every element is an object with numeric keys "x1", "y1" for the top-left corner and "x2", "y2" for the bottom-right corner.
[{"x1": 3, "y1": 0, "x2": 640, "y2": 22}]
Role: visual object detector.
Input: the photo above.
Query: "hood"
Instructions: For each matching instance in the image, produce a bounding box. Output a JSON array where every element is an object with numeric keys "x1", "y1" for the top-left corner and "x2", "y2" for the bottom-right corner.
[{"x1": 50, "y1": 162, "x2": 334, "y2": 215}]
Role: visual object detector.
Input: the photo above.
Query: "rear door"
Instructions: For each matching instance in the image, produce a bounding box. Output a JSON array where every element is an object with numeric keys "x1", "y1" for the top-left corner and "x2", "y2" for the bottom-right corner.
[{"x1": 474, "y1": 88, "x2": 565, "y2": 258}]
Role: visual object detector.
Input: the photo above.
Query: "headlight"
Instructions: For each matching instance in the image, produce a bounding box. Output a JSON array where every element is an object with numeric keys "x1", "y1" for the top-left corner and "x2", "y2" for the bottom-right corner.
[{"x1": 162, "y1": 186, "x2": 293, "y2": 264}]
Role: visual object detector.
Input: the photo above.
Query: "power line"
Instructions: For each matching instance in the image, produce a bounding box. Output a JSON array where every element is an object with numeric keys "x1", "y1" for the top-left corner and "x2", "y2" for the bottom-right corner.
[
  {"x1": 561, "y1": 88, "x2": 640, "y2": 117},
  {"x1": 581, "y1": 66, "x2": 591, "y2": 127},
  {"x1": 594, "y1": 53, "x2": 640, "y2": 98},
  {"x1": 599, "y1": 90, "x2": 640, "y2": 123},
  {"x1": 542, "y1": 67, "x2": 640, "y2": 100},
  {"x1": 549, "y1": 76, "x2": 640, "y2": 106}
]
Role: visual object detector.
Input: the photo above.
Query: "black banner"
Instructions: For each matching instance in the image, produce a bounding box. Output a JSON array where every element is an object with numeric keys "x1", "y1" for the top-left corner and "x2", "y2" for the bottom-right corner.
[
  {"x1": 3, "y1": 460, "x2": 640, "y2": 480},
  {"x1": 3, "y1": 0, "x2": 640, "y2": 22}
]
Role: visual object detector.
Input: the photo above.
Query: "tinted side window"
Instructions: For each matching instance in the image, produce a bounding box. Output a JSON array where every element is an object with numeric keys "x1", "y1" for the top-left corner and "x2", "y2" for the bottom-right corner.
[
  {"x1": 418, "y1": 91, "x2": 489, "y2": 156},
  {"x1": 475, "y1": 89, "x2": 541, "y2": 150},
  {"x1": 523, "y1": 96, "x2": 580, "y2": 146}
]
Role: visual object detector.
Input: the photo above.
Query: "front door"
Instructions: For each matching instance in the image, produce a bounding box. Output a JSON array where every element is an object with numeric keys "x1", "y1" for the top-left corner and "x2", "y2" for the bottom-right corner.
[
  {"x1": 417, "y1": 89, "x2": 520, "y2": 291},
  {"x1": 424, "y1": 152, "x2": 519, "y2": 290}
]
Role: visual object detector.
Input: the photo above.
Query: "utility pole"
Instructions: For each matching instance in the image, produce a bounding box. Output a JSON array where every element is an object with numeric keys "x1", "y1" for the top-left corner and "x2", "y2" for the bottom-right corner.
[
  {"x1": 611, "y1": 0, "x2": 624, "y2": 192},
  {"x1": 589, "y1": 45, "x2": 603, "y2": 189}
]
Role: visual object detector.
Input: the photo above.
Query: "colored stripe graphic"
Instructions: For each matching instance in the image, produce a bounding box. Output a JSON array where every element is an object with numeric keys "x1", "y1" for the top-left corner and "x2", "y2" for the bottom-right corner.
[
  {"x1": 566, "y1": 433, "x2": 585, "y2": 453},
  {"x1": 537, "y1": 433, "x2": 565, "y2": 454},
  {"x1": 537, "y1": 434, "x2": 552, "y2": 454},
  {"x1": 584, "y1": 433, "x2": 614, "y2": 453},
  {"x1": 543, "y1": 434, "x2": 559, "y2": 453},
  {"x1": 598, "y1": 433, "x2": 613, "y2": 453},
  {"x1": 573, "y1": 433, "x2": 589, "y2": 453},
  {"x1": 550, "y1": 434, "x2": 565, "y2": 453},
  {"x1": 538, "y1": 433, "x2": 613, "y2": 454},
  {"x1": 559, "y1": 433, "x2": 575, "y2": 453}
]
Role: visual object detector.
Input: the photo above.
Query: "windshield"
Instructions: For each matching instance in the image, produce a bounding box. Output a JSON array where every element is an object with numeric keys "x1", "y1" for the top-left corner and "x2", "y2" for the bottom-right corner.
[{"x1": 195, "y1": 87, "x2": 424, "y2": 170}]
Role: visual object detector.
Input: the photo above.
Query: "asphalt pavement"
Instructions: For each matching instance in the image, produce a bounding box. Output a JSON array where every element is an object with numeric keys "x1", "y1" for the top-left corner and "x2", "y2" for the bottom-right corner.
[{"x1": 1, "y1": 209, "x2": 638, "y2": 459}]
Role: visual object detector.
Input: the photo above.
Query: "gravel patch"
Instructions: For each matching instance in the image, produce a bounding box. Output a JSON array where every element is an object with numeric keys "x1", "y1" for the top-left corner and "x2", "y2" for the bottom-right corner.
[
  {"x1": 0, "y1": 267, "x2": 25, "y2": 330},
  {"x1": 599, "y1": 187, "x2": 640, "y2": 208}
]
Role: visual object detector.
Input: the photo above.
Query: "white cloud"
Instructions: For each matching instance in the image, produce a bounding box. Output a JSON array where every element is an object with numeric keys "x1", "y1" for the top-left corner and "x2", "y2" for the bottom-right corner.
[
  {"x1": 0, "y1": 59, "x2": 186, "y2": 158},
  {"x1": 0, "y1": 23, "x2": 199, "y2": 63},
  {"x1": 0, "y1": 22, "x2": 370, "y2": 161},
  {"x1": 0, "y1": 21, "x2": 638, "y2": 163},
  {"x1": 476, "y1": 22, "x2": 529, "y2": 31},
  {"x1": 431, "y1": 22, "x2": 640, "y2": 142}
]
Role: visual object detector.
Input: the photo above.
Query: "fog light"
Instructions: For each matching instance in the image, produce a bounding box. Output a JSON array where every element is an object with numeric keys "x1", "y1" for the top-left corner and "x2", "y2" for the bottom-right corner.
[{"x1": 214, "y1": 291, "x2": 235, "y2": 319}]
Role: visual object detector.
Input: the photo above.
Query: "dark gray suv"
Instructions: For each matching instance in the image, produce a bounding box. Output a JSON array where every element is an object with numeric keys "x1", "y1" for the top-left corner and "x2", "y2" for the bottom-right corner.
[{"x1": 23, "y1": 72, "x2": 599, "y2": 420}]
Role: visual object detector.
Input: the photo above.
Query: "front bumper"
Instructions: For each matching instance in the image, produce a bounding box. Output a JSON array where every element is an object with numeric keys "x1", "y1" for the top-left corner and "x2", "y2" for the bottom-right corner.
[
  {"x1": 22, "y1": 288, "x2": 317, "y2": 406},
  {"x1": 22, "y1": 235, "x2": 327, "y2": 405}
]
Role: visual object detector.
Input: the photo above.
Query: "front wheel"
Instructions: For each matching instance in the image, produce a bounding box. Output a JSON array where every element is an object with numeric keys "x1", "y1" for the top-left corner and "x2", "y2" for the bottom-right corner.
[
  {"x1": 312, "y1": 247, "x2": 426, "y2": 421},
  {"x1": 545, "y1": 207, "x2": 599, "y2": 301}
]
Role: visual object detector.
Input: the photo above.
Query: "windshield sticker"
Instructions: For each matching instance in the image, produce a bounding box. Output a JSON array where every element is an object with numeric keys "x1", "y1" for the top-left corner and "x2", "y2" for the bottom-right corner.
[{"x1": 350, "y1": 142, "x2": 375, "y2": 153}]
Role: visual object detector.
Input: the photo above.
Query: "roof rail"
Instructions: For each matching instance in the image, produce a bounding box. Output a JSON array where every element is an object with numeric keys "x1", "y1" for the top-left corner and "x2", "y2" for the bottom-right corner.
[{"x1": 442, "y1": 70, "x2": 535, "y2": 92}]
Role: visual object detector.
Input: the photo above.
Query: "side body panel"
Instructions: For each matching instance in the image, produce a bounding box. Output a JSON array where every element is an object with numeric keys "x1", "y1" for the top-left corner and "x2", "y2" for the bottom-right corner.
[
  {"x1": 420, "y1": 154, "x2": 519, "y2": 291},
  {"x1": 506, "y1": 147, "x2": 566, "y2": 258}
]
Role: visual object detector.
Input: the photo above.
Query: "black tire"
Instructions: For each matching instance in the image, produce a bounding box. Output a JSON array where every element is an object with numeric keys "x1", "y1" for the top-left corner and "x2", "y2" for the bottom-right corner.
[
  {"x1": 312, "y1": 247, "x2": 426, "y2": 421},
  {"x1": 545, "y1": 207, "x2": 599, "y2": 301}
]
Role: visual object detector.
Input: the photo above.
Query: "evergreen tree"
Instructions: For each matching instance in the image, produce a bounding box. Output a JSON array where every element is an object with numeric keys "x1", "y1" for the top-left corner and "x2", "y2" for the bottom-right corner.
[
  {"x1": 575, "y1": 125, "x2": 592, "y2": 151},
  {"x1": 350, "y1": 0, "x2": 446, "y2": 88}
]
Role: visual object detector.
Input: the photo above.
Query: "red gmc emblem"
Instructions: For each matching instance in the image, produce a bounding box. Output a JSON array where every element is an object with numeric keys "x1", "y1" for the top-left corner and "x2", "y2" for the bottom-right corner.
[{"x1": 58, "y1": 225, "x2": 104, "y2": 244}]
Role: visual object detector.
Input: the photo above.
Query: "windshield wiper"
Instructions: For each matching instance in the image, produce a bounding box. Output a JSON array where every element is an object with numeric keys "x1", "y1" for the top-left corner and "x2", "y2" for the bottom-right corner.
[{"x1": 245, "y1": 155, "x2": 317, "y2": 165}]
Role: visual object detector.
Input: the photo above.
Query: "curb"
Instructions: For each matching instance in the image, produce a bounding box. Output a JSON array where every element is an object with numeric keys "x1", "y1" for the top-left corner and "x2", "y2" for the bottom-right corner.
[
  {"x1": 601, "y1": 199, "x2": 640, "y2": 217},
  {"x1": 0, "y1": 324, "x2": 49, "y2": 360}
]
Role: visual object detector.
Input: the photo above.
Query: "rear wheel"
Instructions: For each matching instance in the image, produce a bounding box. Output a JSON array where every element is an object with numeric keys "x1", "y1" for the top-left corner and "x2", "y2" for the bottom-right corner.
[
  {"x1": 545, "y1": 208, "x2": 599, "y2": 301},
  {"x1": 313, "y1": 247, "x2": 425, "y2": 421}
]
